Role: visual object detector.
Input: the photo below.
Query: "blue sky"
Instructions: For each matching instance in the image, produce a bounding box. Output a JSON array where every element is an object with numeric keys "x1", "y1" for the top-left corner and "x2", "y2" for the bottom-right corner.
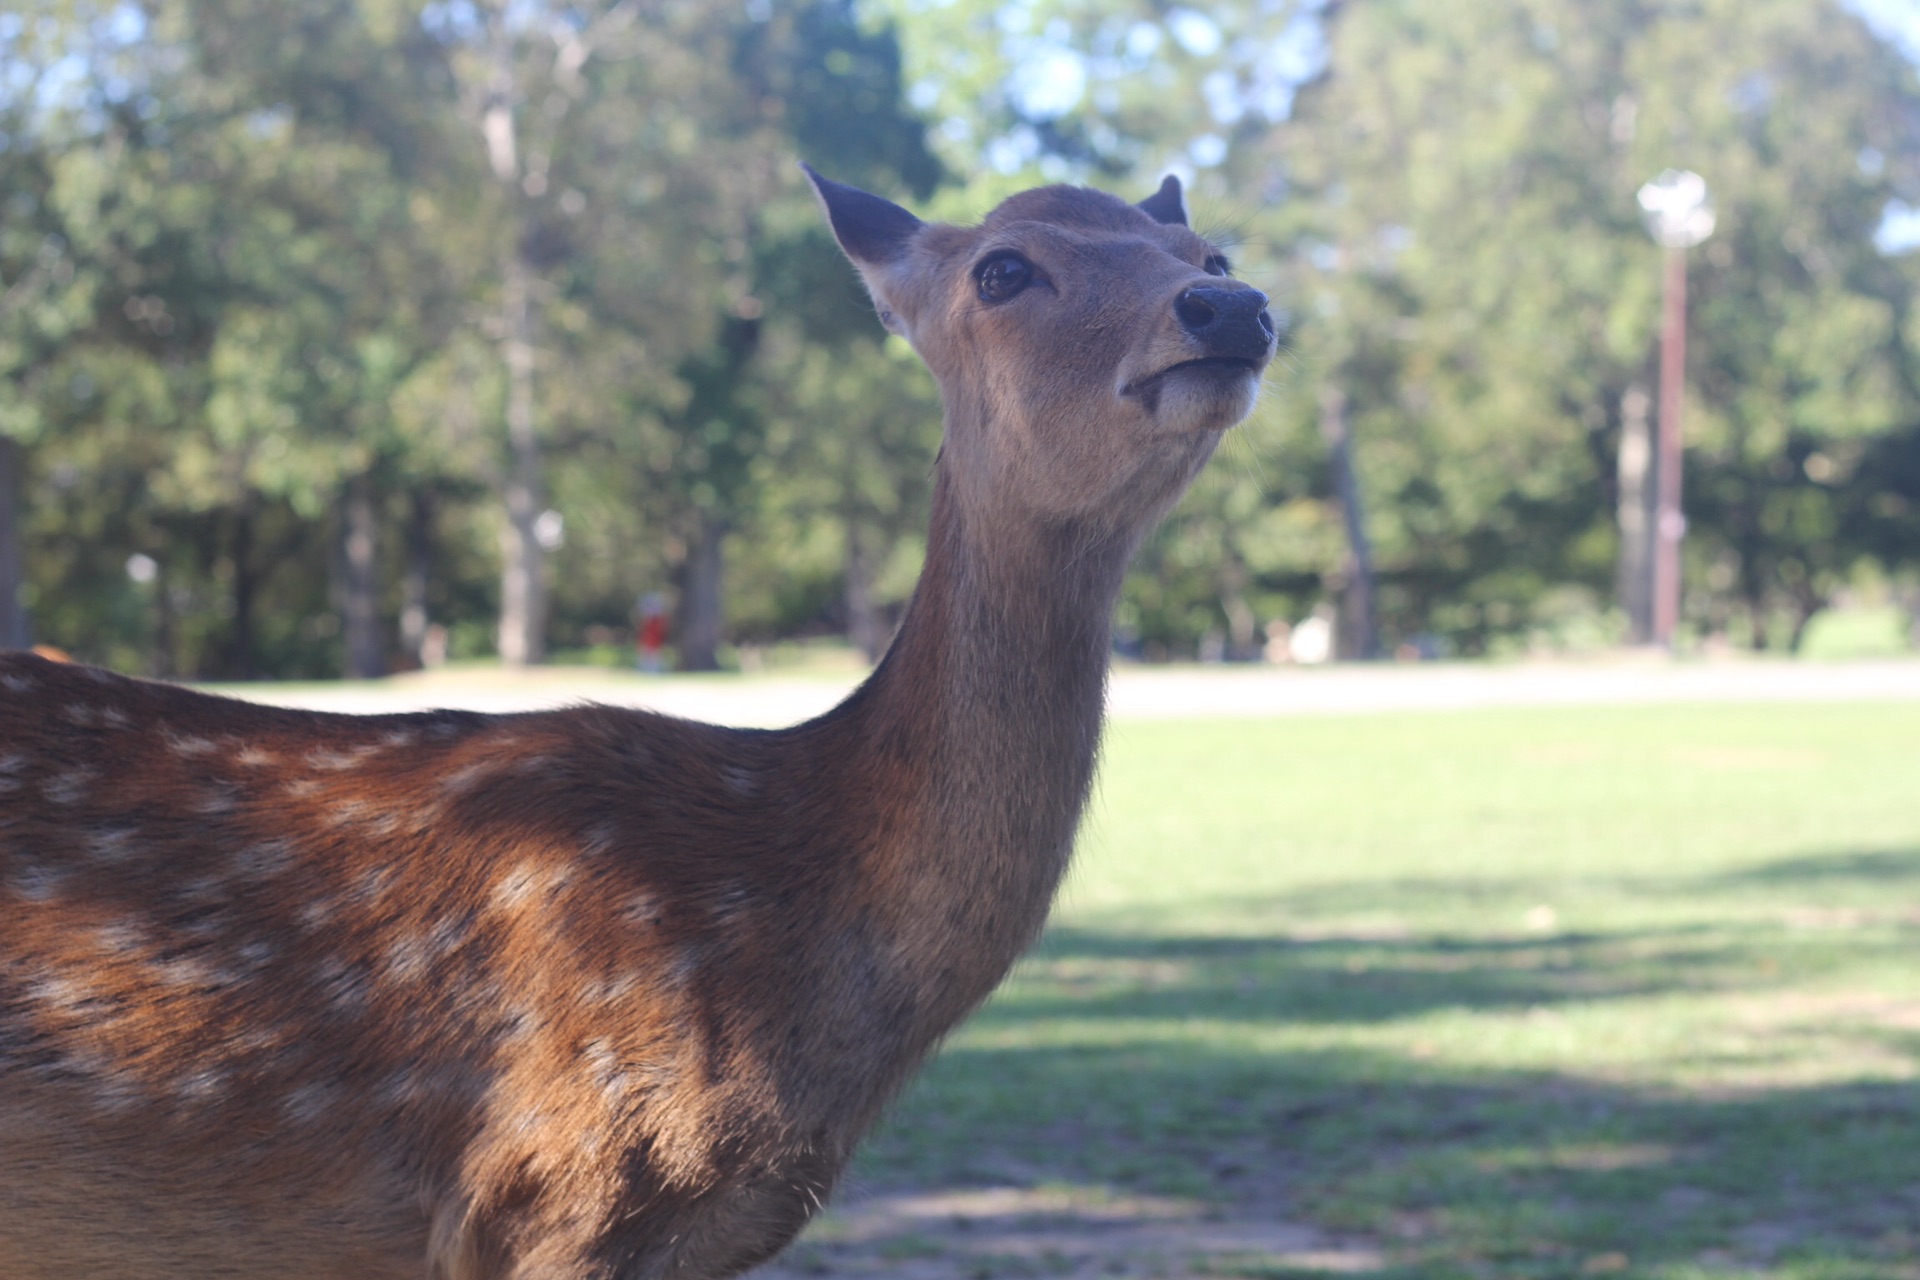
[{"x1": 1845, "y1": 0, "x2": 1920, "y2": 252}]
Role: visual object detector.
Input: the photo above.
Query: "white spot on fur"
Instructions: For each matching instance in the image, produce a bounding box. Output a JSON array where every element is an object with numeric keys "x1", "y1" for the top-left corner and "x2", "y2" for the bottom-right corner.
[
  {"x1": 230, "y1": 838, "x2": 294, "y2": 879},
  {"x1": 236, "y1": 745, "x2": 277, "y2": 767},
  {"x1": 174, "y1": 1067, "x2": 227, "y2": 1103},
  {"x1": 307, "y1": 744, "x2": 383, "y2": 771},
  {"x1": 438, "y1": 760, "x2": 493, "y2": 794},
  {"x1": 166, "y1": 732, "x2": 217, "y2": 757},
  {"x1": 581, "y1": 1037, "x2": 636, "y2": 1103},
  {"x1": 490, "y1": 861, "x2": 572, "y2": 913},
  {"x1": 100, "y1": 706, "x2": 131, "y2": 729},
  {"x1": 178, "y1": 874, "x2": 228, "y2": 906},
  {"x1": 378, "y1": 1068, "x2": 424, "y2": 1107},
  {"x1": 42, "y1": 768, "x2": 93, "y2": 805},
  {"x1": 89, "y1": 920, "x2": 149, "y2": 955},
  {"x1": 491, "y1": 862, "x2": 541, "y2": 910},
  {"x1": 9, "y1": 863, "x2": 69, "y2": 902},
  {"x1": 668, "y1": 947, "x2": 701, "y2": 988},
  {"x1": 27, "y1": 972, "x2": 97, "y2": 1012},
  {"x1": 352, "y1": 866, "x2": 393, "y2": 904},
  {"x1": 380, "y1": 729, "x2": 417, "y2": 749},
  {"x1": 428, "y1": 914, "x2": 471, "y2": 957},
  {"x1": 235, "y1": 939, "x2": 277, "y2": 971},
  {"x1": 79, "y1": 1058, "x2": 143, "y2": 1112},
  {"x1": 235, "y1": 1026, "x2": 286, "y2": 1054},
  {"x1": 152, "y1": 953, "x2": 224, "y2": 990},
  {"x1": 83, "y1": 825, "x2": 140, "y2": 864},
  {"x1": 382, "y1": 916, "x2": 471, "y2": 984},
  {"x1": 196, "y1": 783, "x2": 241, "y2": 816},
  {"x1": 323, "y1": 797, "x2": 373, "y2": 827},
  {"x1": 313, "y1": 956, "x2": 369, "y2": 1011},
  {"x1": 283, "y1": 777, "x2": 322, "y2": 799},
  {"x1": 298, "y1": 895, "x2": 337, "y2": 932},
  {"x1": 578, "y1": 973, "x2": 637, "y2": 1005},
  {"x1": 0, "y1": 672, "x2": 36, "y2": 694},
  {"x1": 283, "y1": 1082, "x2": 337, "y2": 1123},
  {"x1": 495, "y1": 1005, "x2": 541, "y2": 1042},
  {"x1": 385, "y1": 933, "x2": 431, "y2": 983},
  {"x1": 0, "y1": 751, "x2": 25, "y2": 791},
  {"x1": 62, "y1": 702, "x2": 98, "y2": 727},
  {"x1": 711, "y1": 884, "x2": 753, "y2": 924}
]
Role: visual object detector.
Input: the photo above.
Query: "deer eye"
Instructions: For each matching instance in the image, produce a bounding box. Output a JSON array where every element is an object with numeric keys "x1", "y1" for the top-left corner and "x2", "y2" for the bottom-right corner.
[
  {"x1": 975, "y1": 252, "x2": 1034, "y2": 303},
  {"x1": 1203, "y1": 254, "x2": 1232, "y2": 277}
]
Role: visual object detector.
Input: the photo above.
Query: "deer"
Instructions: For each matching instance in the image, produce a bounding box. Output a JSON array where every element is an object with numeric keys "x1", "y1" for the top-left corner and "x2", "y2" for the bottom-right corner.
[{"x1": 0, "y1": 166, "x2": 1277, "y2": 1280}]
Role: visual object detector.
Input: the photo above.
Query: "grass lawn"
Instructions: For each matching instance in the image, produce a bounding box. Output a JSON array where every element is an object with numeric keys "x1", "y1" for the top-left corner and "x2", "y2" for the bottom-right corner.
[{"x1": 843, "y1": 702, "x2": 1920, "y2": 1280}]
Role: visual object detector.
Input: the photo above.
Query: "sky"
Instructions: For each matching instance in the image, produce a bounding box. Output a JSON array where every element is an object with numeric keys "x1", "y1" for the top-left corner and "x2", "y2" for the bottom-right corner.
[
  {"x1": 1845, "y1": 0, "x2": 1920, "y2": 252},
  {"x1": 1845, "y1": 0, "x2": 1920, "y2": 59}
]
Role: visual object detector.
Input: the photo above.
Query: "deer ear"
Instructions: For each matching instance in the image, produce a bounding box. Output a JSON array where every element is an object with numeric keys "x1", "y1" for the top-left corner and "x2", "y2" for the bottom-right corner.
[
  {"x1": 802, "y1": 163, "x2": 922, "y2": 269},
  {"x1": 1137, "y1": 175, "x2": 1188, "y2": 227},
  {"x1": 802, "y1": 163, "x2": 923, "y2": 336}
]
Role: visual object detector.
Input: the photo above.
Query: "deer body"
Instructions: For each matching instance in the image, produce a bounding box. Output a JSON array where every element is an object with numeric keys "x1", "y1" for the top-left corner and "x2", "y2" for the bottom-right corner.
[{"x1": 0, "y1": 171, "x2": 1274, "y2": 1279}]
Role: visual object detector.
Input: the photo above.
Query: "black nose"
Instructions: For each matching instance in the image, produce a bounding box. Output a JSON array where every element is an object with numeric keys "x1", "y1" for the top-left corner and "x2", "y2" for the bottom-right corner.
[{"x1": 1175, "y1": 286, "x2": 1277, "y2": 361}]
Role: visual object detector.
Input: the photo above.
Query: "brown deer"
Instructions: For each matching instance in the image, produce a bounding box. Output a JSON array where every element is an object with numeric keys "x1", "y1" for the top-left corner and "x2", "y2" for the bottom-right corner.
[{"x1": 0, "y1": 167, "x2": 1276, "y2": 1279}]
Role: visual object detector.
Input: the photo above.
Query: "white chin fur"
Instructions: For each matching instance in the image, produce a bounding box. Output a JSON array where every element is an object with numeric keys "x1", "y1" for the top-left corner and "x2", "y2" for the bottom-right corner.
[{"x1": 1153, "y1": 371, "x2": 1260, "y2": 434}]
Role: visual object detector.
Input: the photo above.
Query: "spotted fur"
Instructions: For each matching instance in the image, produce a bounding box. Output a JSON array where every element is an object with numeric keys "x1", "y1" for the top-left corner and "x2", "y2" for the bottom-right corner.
[{"x1": 0, "y1": 171, "x2": 1273, "y2": 1280}]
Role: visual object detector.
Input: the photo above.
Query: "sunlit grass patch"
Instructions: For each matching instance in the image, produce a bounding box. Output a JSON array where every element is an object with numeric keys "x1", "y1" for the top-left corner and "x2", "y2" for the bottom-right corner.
[{"x1": 855, "y1": 701, "x2": 1920, "y2": 1280}]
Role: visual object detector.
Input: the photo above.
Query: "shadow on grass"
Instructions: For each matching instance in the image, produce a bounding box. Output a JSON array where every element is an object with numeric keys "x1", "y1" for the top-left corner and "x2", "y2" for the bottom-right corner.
[
  {"x1": 999, "y1": 850, "x2": 1920, "y2": 1028},
  {"x1": 869, "y1": 1045, "x2": 1920, "y2": 1276},
  {"x1": 851, "y1": 848, "x2": 1920, "y2": 1278},
  {"x1": 1719, "y1": 848, "x2": 1920, "y2": 887},
  {"x1": 993, "y1": 923, "x2": 1863, "y2": 1027},
  {"x1": 1184, "y1": 845, "x2": 1920, "y2": 923},
  {"x1": 866, "y1": 1023, "x2": 1920, "y2": 1277}
]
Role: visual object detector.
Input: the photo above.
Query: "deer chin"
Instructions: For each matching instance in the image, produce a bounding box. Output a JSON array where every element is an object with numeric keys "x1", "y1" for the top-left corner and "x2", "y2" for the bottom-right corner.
[{"x1": 1122, "y1": 357, "x2": 1263, "y2": 434}]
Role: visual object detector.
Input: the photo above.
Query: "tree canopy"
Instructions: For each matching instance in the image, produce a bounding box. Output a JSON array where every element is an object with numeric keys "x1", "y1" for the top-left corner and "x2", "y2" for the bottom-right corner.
[{"x1": 2, "y1": 0, "x2": 1915, "y2": 675}]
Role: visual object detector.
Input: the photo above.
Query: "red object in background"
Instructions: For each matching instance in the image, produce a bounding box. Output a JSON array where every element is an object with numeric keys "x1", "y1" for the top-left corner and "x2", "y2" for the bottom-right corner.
[{"x1": 636, "y1": 592, "x2": 669, "y2": 672}]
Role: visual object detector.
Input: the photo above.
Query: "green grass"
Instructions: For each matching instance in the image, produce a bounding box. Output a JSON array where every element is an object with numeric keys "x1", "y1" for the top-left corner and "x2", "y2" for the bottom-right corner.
[
  {"x1": 858, "y1": 703, "x2": 1920, "y2": 1279},
  {"x1": 1798, "y1": 608, "x2": 1914, "y2": 661}
]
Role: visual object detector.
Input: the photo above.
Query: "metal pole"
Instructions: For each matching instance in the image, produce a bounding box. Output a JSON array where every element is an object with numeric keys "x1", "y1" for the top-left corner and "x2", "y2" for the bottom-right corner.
[{"x1": 1652, "y1": 244, "x2": 1688, "y2": 649}]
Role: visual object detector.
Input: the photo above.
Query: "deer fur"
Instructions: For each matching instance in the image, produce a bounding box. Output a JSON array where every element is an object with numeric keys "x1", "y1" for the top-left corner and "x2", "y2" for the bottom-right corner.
[{"x1": 0, "y1": 169, "x2": 1276, "y2": 1280}]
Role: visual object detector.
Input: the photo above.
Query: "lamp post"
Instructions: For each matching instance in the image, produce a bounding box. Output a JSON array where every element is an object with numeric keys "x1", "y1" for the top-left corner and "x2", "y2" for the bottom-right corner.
[{"x1": 1636, "y1": 170, "x2": 1714, "y2": 650}]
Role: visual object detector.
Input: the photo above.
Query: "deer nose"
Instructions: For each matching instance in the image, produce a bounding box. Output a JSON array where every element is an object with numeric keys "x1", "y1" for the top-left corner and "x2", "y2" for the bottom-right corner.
[{"x1": 1175, "y1": 286, "x2": 1277, "y2": 360}]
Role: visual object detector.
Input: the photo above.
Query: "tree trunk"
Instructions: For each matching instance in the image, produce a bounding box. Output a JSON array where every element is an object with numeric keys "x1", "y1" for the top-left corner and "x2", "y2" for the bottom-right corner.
[
  {"x1": 1318, "y1": 385, "x2": 1378, "y2": 660},
  {"x1": 1615, "y1": 380, "x2": 1656, "y2": 645},
  {"x1": 0, "y1": 435, "x2": 27, "y2": 650},
  {"x1": 401, "y1": 488, "x2": 435, "y2": 667},
  {"x1": 342, "y1": 471, "x2": 386, "y2": 679},
  {"x1": 225, "y1": 499, "x2": 259, "y2": 680},
  {"x1": 678, "y1": 513, "x2": 726, "y2": 671},
  {"x1": 496, "y1": 251, "x2": 547, "y2": 666},
  {"x1": 151, "y1": 560, "x2": 176, "y2": 680}
]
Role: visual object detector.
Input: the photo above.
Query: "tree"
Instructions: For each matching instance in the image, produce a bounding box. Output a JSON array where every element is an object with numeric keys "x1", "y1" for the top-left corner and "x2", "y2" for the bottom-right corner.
[{"x1": 1233, "y1": 0, "x2": 1920, "y2": 652}]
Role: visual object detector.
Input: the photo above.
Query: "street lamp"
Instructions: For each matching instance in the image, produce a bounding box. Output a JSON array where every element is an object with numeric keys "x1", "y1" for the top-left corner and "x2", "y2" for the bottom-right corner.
[{"x1": 1636, "y1": 169, "x2": 1714, "y2": 651}]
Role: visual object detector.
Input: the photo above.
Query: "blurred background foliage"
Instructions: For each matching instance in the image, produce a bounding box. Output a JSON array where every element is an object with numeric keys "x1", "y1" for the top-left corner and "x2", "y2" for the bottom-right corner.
[{"x1": 2, "y1": 0, "x2": 1919, "y2": 677}]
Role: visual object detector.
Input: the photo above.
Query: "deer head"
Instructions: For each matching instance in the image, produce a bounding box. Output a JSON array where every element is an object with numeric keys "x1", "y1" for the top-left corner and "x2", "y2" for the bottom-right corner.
[{"x1": 803, "y1": 166, "x2": 1277, "y2": 538}]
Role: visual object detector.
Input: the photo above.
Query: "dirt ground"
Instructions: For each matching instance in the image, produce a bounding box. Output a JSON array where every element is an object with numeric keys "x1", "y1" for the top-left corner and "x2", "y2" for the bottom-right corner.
[{"x1": 755, "y1": 1184, "x2": 1384, "y2": 1279}]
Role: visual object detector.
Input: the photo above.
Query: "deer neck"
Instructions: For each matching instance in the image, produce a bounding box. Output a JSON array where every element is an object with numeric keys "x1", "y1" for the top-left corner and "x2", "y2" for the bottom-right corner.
[{"x1": 823, "y1": 465, "x2": 1136, "y2": 1030}]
